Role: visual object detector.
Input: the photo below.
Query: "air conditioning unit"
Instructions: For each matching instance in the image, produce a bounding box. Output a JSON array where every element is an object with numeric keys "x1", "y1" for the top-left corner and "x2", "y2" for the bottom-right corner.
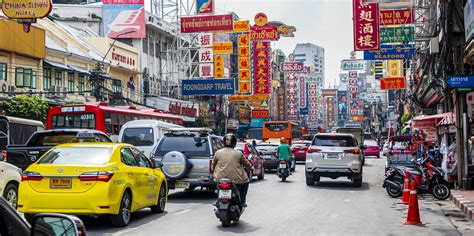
[{"x1": 0, "y1": 80, "x2": 8, "y2": 93}]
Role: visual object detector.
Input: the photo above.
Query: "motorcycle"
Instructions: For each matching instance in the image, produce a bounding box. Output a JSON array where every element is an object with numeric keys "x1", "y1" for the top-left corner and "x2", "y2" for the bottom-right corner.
[
  {"x1": 383, "y1": 158, "x2": 451, "y2": 200},
  {"x1": 214, "y1": 179, "x2": 245, "y2": 227},
  {"x1": 277, "y1": 160, "x2": 290, "y2": 182}
]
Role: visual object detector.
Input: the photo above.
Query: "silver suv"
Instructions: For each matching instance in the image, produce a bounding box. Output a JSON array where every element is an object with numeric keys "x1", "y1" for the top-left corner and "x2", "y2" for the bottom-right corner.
[
  {"x1": 305, "y1": 133, "x2": 365, "y2": 187},
  {"x1": 151, "y1": 128, "x2": 223, "y2": 190}
]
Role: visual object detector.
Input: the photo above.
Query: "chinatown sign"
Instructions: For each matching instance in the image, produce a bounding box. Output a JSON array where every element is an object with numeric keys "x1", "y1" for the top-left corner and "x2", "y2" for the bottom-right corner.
[
  {"x1": 380, "y1": 77, "x2": 406, "y2": 90},
  {"x1": 2, "y1": 0, "x2": 52, "y2": 19},
  {"x1": 250, "y1": 12, "x2": 280, "y2": 41},
  {"x1": 353, "y1": 0, "x2": 380, "y2": 51},
  {"x1": 380, "y1": 8, "x2": 414, "y2": 25},
  {"x1": 180, "y1": 14, "x2": 233, "y2": 33},
  {"x1": 340, "y1": 60, "x2": 366, "y2": 71},
  {"x1": 280, "y1": 62, "x2": 303, "y2": 72}
]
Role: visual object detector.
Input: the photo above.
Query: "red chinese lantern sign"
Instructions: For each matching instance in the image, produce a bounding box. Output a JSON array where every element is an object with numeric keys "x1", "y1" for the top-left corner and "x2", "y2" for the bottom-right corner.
[
  {"x1": 353, "y1": 0, "x2": 380, "y2": 51},
  {"x1": 380, "y1": 77, "x2": 405, "y2": 90},
  {"x1": 252, "y1": 109, "x2": 269, "y2": 118}
]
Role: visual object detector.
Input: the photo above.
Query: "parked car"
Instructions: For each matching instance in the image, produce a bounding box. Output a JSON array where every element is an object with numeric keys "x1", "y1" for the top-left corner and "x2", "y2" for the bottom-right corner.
[
  {"x1": 0, "y1": 160, "x2": 21, "y2": 209},
  {"x1": 151, "y1": 128, "x2": 223, "y2": 190},
  {"x1": 256, "y1": 142, "x2": 295, "y2": 171},
  {"x1": 305, "y1": 133, "x2": 366, "y2": 187},
  {"x1": 5, "y1": 129, "x2": 111, "y2": 170},
  {"x1": 291, "y1": 140, "x2": 311, "y2": 162},
  {"x1": 363, "y1": 139, "x2": 380, "y2": 158},
  {"x1": 117, "y1": 120, "x2": 183, "y2": 158},
  {"x1": 0, "y1": 197, "x2": 87, "y2": 235},
  {"x1": 236, "y1": 142, "x2": 265, "y2": 180},
  {"x1": 0, "y1": 116, "x2": 44, "y2": 156},
  {"x1": 18, "y1": 143, "x2": 168, "y2": 227}
]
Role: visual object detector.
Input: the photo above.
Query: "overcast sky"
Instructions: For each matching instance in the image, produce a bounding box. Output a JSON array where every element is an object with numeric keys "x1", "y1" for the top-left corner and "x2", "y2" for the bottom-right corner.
[{"x1": 215, "y1": 0, "x2": 355, "y2": 87}]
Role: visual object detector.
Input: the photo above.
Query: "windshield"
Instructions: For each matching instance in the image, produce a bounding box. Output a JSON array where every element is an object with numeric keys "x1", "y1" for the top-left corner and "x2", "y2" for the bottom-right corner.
[
  {"x1": 154, "y1": 135, "x2": 210, "y2": 157},
  {"x1": 313, "y1": 136, "x2": 357, "y2": 147},
  {"x1": 28, "y1": 132, "x2": 81, "y2": 146},
  {"x1": 122, "y1": 128, "x2": 154, "y2": 146},
  {"x1": 364, "y1": 140, "x2": 378, "y2": 146},
  {"x1": 39, "y1": 147, "x2": 112, "y2": 165},
  {"x1": 256, "y1": 145, "x2": 278, "y2": 153}
]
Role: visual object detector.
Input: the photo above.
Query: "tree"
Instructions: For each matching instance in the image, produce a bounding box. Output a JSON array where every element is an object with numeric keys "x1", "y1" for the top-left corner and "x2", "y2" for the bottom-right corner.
[
  {"x1": 4, "y1": 95, "x2": 49, "y2": 122},
  {"x1": 194, "y1": 117, "x2": 209, "y2": 127}
]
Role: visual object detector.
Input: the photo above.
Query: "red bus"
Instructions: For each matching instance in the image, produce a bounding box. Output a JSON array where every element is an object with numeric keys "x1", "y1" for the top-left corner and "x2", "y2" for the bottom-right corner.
[{"x1": 46, "y1": 102, "x2": 184, "y2": 135}]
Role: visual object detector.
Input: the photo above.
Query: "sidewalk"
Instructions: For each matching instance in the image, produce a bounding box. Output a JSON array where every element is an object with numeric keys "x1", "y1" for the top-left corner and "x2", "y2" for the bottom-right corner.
[{"x1": 451, "y1": 190, "x2": 474, "y2": 220}]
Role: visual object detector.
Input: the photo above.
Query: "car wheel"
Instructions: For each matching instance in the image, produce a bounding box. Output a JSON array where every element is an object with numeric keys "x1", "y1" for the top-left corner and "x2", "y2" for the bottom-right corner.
[
  {"x1": 352, "y1": 172, "x2": 363, "y2": 188},
  {"x1": 3, "y1": 183, "x2": 18, "y2": 209},
  {"x1": 151, "y1": 184, "x2": 167, "y2": 213},
  {"x1": 306, "y1": 173, "x2": 314, "y2": 186},
  {"x1": 258, "y1": 168, "x2": 265, "y2": 180},
  {"x1": 110, "y1": 191, "x2": 132, "y2": 227},
  {"x1": 314, "y1": 175, "x2": 320, "y2": 183}
]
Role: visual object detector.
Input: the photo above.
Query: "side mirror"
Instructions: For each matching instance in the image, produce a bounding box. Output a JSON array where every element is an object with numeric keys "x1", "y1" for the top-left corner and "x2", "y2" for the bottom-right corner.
[
  {"x1": 153, "y1": 160, "x2": 163, "y2": 169},
  {"x1": 32, "y1": 214, "x2": 86, "y2": 236}
]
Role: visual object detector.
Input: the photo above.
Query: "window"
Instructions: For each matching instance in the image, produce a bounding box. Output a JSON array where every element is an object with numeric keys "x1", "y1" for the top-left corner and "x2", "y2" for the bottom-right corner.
[
  {"x1": 121, "y1": 148, "x2": 138, "y2": 166},
  {"x1": 78, "y1": 75, "x2": 85, "y2": 95},
  {"x1": 51, "y1": 114, "x2": 96, "y2": 129},
  {"x1": 105, "y1": 112, "x2": 112, "y2": 134},
  {"x1": 55, "y1": 71, "x2": 63, "y2": 87},
  {"x1": 143, "y1": 37, "x2": 148, "y2": 53},
  {"x1": 39, "y1": 147, "x2": 112, "y2": 165},
  {"x1": 122, "y1": 128, "x2": 154, "y2": 146},
  {"x1": 149, "y1": 38, "x2": 154, "y2": 56},
  {"x1": 0, "y1": 63, "x2": 6, "y2": 81},
  {"x1": 312, "y1": 135, "x2": 357, "y2": 147},
  {"x1": 112, "y1": 79, "x2": 122, "y2": 93},
  {"x1": 43, "y1": 68, "x2": 51, "y2": 91},
  {"x1": 15, "y1": 67, "x2": 36, "y2": 88},
  {"x1": 130, "y1": 147, "x2": 151, "y2": 168},
  {"x1": 154, "y1": 135, "x2": 210, "y2": 157},
  {"x1": 67, "y1": 73, "x2": 74, "y2": 93}
]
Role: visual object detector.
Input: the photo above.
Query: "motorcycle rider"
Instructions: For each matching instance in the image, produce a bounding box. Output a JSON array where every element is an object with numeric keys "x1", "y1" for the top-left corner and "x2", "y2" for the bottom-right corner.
[
  {"x1": 213, "y1": 133, "x2": 253, "y2": 207},
  {"x1": 276, "y1": 137, "x2": 292, "y2": 173}
]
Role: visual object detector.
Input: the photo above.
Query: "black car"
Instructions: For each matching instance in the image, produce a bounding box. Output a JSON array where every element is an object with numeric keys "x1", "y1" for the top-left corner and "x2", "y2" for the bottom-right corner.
[
  {"x1": 0, "y1": 197, "x2": 87, "y2": 236},
  {"x1": 256, "y1": 143, "x2": 295, "y2": 171},
  {"x1": 4, "y1": 129, "x2": 112, "y2": 170}
]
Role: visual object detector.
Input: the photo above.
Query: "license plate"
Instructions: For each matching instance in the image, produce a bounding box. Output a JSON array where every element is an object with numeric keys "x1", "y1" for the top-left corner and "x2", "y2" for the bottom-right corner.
[
  {"x1": 219, "y1": 190, "x2": 232, "y2": 199},
  {"x1": 175, "y1": 181, "x2": 190, "y2": 189},
  {"x1": 50, "y1": 178, "x2": 72, "y2": 189},
  {"x1": 299, "y1": 150, "x2": 305, "y2": 153},
  {"x1": 327, "y1": 154, "x2": 339, "y2": 159},
  {"x1": 279, "y1": 163, "x2": 287, "y2": 168},
  {"x1": 264, "y1": 155, "x2": 274, "y2": 159}
]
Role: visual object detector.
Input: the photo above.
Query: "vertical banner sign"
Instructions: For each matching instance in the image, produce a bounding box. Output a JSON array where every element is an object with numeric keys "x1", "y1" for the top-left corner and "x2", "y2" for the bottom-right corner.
[
  {"x1": 199, "y1": 33, "x2": 213, "y2": 47},
  {"x1": 299, "y1": 76, "x2": 307, "y2": 109},
  {"x1": 196, "y1": 0, "x2": 214, "y2": 15},
  {"x1": 198, "y1": 33, "x2": 214, "y2": 78},
  {"x1": 253, "y1": 41, "x2": 271, "y2": 95},
  {"x1": 307, "y1": 82, "x2": 319, "y2": 122},
  {"x1": 238, "y1": 34, "x2": 251, "y2": 93},
  {"x1": 102, "y1": 0, "x2": 146, "y2": 38},
  {"x1": 353, "y1": 0, "x2": 380, "y2": 51},
  {"x1": 327, "y1": 97, "x2": 335, "y2": 126},
  {"x1": 387, "y1": 60, "x2": 402, "y2": 77},
  {"x1": 337, "y1": 90, "x2": 348, "y2": 126},
  {"x1": 214, "y1": 55, "x2": 224, "y2": 78},
  {"x1": 348, "y1": 71, "x2": 363, "y2": 120},
  {"x1": 287, "y1": 73, "x2": 299, "y2": 119}
]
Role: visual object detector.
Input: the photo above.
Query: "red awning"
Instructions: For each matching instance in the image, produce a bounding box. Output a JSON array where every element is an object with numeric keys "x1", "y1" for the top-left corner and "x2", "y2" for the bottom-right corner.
[
  {"x1": 412, "y1": 112, "x2": 452, "y2": 129},
  {"x1": 437, "y1": 112, "x2": 455, "y2": 127}
]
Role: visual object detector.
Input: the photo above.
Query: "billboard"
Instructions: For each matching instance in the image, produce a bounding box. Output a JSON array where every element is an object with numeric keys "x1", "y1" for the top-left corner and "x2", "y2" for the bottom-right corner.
[
  {"x1": 182, "y1": 79, "x2": 235, "y2": 95},
  {"x1": 181, "y1": 14, "x2": 233, "y2": 33},
  {"x1": 364, "y1": 45, "x2": 415, "y2": 60},
  {"x1": 103, "y1": 0, "x2": 145, "y2": 38},
  {"x1": 353, "y1": 0, "x2": 380, "y2": 51}
]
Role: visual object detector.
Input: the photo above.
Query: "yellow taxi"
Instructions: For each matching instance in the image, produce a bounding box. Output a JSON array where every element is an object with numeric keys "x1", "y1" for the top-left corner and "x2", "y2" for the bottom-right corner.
[{"x1": 18, "y1": 143, "x2": 168, "y2": 227}]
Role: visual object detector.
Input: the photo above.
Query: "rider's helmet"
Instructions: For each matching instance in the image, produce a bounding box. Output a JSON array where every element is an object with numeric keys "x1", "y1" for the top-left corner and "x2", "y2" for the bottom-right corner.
[
  {"x1": 223, "y1": 133, "x2": 237, "y2": 148},
  {"x1": 280, "y1": 137, "x2": 287, "y2": 144}
]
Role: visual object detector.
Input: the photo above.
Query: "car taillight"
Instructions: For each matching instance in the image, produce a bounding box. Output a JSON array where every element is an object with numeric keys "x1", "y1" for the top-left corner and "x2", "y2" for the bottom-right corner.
[
  {"x1": 219, "y1": 183, "x2": 232, "y2": 189},
  {"x1": 78, "y1": 171, "x2": 114, "y2": 182},
  {"x1": 344, "y1": 149, "x2": 361, "y2": 154},
  {"x1": 279, "y1": 160, "x2": 286, "y2": 164},
  {"x1": 21, "y1": 171, "x2": 43, "y2": 181},
  {"x1": 307, "y1": 148, "x2": 321, "y2": 153},
  {"x1": 1, "y1": 150, "x2": 6, "y2": 161},
  {"x1": 210, "y1": 159, "x2": 214, "y2": 174}
]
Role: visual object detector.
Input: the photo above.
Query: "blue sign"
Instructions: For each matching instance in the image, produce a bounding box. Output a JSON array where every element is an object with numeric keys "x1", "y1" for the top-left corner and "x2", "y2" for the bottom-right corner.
[
  {"x1": 182, "y1": 79, "x2": 235, "y2": 96},
  {"x1": 364, "y1": 45, "x2": 415, "y2": 60},
  {"x1": 250, "y1": 118, "x2": 265, "y2": 128},
  {"x1": 447, "y1": 76, "x2": 474, "y2": 88}
]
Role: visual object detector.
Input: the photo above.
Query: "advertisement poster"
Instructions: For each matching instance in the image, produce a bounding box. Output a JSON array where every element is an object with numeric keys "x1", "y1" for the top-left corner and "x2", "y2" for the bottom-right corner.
[
  {"x1": 103, "y1": 0, "x2": 145, "y2": 38},
  {"x1": 196, "y1": 0, "x2": 214, "y2": 14}
]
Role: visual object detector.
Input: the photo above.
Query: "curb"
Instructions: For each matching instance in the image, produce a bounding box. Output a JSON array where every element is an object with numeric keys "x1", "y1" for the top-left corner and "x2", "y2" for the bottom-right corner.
[{"x1": 450, "y1": 192, "x2": 474, "y2": 220}]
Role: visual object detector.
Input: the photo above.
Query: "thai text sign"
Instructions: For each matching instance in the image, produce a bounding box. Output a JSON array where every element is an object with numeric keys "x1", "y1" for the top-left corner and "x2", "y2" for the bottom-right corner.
[
  {"x1": 364, "y1": 45, "x2": 414, "y2": 60},
  {"x1": 182, "y1": 79, "x2": 235, "y2": 95},
  {"x1": 280, "y1": 62, "x2": 303, "y2": 72},
  {"x1": 353, "y1": 0, "x2": 380, "y2": 51},
  {"x1": 340, "y1": 60, "x2": 366, "y2": 71},
  {"x1": 380, "y1": 26, "x2": 414, "y2": 45},
  {"x1": 380, "y1": 9, "x2": 414, "y2": 25},
  {"x1": 213, "y1": 42, "x2": 233, "y2": 54},
  {"x1": 252, "y1": 109, "x2": 269, "y2": 118},
  {"x1": 251, "y1": 24, "x2": 280, "y2": 41},
  {"x1": 180, "y1": 14, "x2": 233, "y2": 33},
  {"x1": 234, "y1": 20, "x2": 250, "y2": 32},
  {"x1": 1, "y1": 0, "x2": 52, "y2": 19},
  {"x1": 380, "y1": 77, "x2": 405, "y2": 90}
]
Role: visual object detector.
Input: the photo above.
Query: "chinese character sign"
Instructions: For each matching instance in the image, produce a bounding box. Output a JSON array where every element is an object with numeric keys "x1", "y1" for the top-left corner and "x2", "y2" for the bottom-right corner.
[
  {"x1": 380, "y1": 9, "x2": 414, "y2": 26},
  {"x1": 198, "y1": 33, "x2": 213, "y2": 47},
  {"x1": 380, "y1": 77, "x2": 405, "y2": 90},
  {"x1": 253, "y1": 41, "x2": 271, "y2": 95},
  {"x1": 214, "y1": 55, "x2": 224, "y2": 78},
  {"x1": 299, "y1": 76, "x2": 307, "y2": 109},
  {"x1": 307, "y1": 82, "x2": 319, "y2": 122},
  {"x1": 287, "y1": 73, "x2": 299, "y2": 119},
  {"x1": 199, "y1": 63, "x2": 214, "y2": 78},
  {"x1": 199, "y1": 48, "x2": 213, "y2": 63},
  {"x1": 238, "y1": 33, "x2": 251, "y2": 94},
  {"x1": 353, "y1": 0, "x2": 380, "y2": 51}
]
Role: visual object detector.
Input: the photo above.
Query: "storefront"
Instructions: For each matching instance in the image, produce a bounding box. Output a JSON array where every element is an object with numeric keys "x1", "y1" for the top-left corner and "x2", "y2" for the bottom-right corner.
[{"x1": 412, "y1": 113, "x2": 452, "y2": 142}]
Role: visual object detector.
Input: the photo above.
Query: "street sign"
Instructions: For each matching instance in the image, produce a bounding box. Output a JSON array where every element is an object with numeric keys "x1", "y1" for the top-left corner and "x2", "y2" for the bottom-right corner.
[
  {"x1": 380, "y1": 26, "x2": 414, "y2": 45},
  {"x1": 447, "y1": 76, "x2": 474, "y2": 88},
  {"x1": 260, "y1": 100, "x2": 269, "y2": 107}
]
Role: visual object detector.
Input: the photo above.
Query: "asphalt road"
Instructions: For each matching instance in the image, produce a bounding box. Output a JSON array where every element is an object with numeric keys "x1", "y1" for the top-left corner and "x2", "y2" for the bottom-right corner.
[{"x1": 84, "y1": 157, "x2": 474, "y2": 236}]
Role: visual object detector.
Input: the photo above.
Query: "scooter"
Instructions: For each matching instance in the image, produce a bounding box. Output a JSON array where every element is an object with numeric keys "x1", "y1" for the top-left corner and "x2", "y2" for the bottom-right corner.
[
  {"x1": 277, "y1": 160, "x2": 290, "y2": 182},
  {"x1": 214, "y1": 179, "x2": 245, "y2": 227}
]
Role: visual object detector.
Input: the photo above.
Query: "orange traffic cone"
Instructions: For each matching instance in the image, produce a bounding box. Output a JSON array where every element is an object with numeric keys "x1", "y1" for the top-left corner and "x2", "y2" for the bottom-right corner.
[
  {"x1": 400, "y1": 171, "x2": 410, "y2": 204},
  {"x1": 404, "y1": 180, "x2": 423, "y2": 225}
]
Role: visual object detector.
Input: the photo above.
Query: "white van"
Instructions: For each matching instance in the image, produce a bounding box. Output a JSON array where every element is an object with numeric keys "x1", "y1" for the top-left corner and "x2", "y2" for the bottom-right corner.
[{"x1": 117, "y1": 120, "x2": 183, "y2": 157}]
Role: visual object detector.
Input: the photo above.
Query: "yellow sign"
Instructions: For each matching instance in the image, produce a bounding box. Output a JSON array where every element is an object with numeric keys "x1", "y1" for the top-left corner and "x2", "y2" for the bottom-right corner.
[
  {"x1": 214, "y1": 55, "x2": 224, "y2": 78},
  {"x1": 252, "y1": 94, "x2": 270, "y2": 101},
  {"x1": 388, "y1": 60, "x2": 402, "y2": 77},
  {"x1": 238, "y1": 58, "x2": 250, "y2": 70},
  {"x1": 239, "y1": 70, "x2": 250, "y2": 82},
  {"x1": 229, "y1": 95, "x2": 251, "y2": 101},
  {"x1": 238, "y1": 34, "x2": 250, "y2": 47},
  {"x1": 213, "y1": 42, "x2": 233, "y2": 54},
  {"x1": 2, "y1": 0, "x2": 52, "y2": 19},
  {"x1": 238, "y1": 47, "x2": 250, "y2": 57},
  {"x1": 234, "y1": 20, "x2": 250, "y2": 32},
  {"x1": 239, "y1": 81, "x2": 251, "y2": 93},
  {"x1": 254, "y1": 12, "x2": 268, "y2": 27}
]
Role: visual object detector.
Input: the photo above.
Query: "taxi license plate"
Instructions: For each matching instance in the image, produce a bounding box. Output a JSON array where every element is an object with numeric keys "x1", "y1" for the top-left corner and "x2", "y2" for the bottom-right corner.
[
  {"x1": 219, "y1": 190, "x2": 232, "y2": 199},
  {"x1": 175, "y1": 181, "x2": 190, "y2": 189},
  {"x1": 50, "y1": 178, "x2": 72, "y2": 189}
]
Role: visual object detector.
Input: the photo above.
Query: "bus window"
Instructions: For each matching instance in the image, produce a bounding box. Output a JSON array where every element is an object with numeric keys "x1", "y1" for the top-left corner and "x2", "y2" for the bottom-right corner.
[
  {"x1": 105, "y1": 112, "x2": 112, "y2": 134},
  {"x1": 126, "y1": 115, "x2": 132, "y2": 122},
  {"x1": 111, "y1": 113, "x2": 119, "y2": 134}
]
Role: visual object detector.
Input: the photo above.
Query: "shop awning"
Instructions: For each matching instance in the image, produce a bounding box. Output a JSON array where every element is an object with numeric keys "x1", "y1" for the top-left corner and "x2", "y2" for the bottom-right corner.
[
  {"x1": 43, "y1": 60, "x2": 72, "y2": 71},
  {"x1": 68, "y1": 65, "x2": 90, "y2": 75},
  {"x1": 437, "y1": 112, "x2": 456, "y2": 127}
]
